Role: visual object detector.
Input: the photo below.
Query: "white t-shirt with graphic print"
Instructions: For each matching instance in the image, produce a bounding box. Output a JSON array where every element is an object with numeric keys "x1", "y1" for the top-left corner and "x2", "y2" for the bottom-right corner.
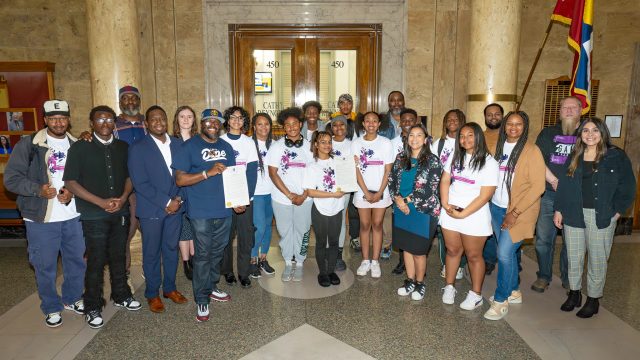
[
  {"x1": 302, "y1": 158, "x2": 345, "y2": 216},
  {"x1": 492, "y1": 141, "x2": 516, "y2": 208},
  {"x1": 265, "y1": 138, "x2": 314, "y2": 205},
  {"x1": 46, "y1": 135, "x2": 79, "y2": 222},
  {"x1": 350, "y1": 135, "x2": 394, "y2": 200}
]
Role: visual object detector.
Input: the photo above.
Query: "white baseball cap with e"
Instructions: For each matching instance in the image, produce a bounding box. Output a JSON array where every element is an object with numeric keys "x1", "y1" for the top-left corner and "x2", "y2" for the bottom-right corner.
[{"x1": 43, "y1": 100, "x2": 70, "y2": 117}]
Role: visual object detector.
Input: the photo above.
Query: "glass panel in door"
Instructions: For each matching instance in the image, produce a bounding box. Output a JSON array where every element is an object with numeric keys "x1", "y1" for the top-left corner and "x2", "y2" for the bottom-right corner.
[
  {"x1": 253, "y1": 49, "x2": 292, "y2": 135},
  {"x1": 318, "y1": 50, "x2": 357, "y2": 121}
]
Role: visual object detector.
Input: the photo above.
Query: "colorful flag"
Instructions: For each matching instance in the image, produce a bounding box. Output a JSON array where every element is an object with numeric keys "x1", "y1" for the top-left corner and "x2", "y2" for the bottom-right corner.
[{"x1": 552, "y1": 0, "x2": 593, "y2": 114}]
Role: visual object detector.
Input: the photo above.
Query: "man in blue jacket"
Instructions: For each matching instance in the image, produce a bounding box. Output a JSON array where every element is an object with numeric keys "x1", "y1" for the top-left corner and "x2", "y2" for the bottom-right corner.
[
  {"x1": 128, "y1": 105, "x2": 188, "y2": 313},
  {"x1": 4, "y1": 100, "x2": 85, "y2": 328}
]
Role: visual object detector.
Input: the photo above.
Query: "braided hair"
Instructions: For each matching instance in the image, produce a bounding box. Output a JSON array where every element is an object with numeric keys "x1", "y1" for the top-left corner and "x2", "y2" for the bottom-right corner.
[{"x1": 494, "y1": 111, "x2": 530, "y2": 197}]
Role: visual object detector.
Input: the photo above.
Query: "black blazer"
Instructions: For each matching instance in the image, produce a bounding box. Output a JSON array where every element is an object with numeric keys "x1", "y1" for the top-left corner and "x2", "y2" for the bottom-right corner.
[{"x1": 555, "y1": 147, "x2": 636, "y2": 229}]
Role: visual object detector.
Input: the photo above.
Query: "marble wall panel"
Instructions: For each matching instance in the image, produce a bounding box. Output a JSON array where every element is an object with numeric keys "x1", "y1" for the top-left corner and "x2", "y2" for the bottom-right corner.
[
  {"x1": 405, "y1": 0, "x2": 435, "y2": 124},
  {"x1": 137, "y1": 0, "x2": 157, "y2": 110}
]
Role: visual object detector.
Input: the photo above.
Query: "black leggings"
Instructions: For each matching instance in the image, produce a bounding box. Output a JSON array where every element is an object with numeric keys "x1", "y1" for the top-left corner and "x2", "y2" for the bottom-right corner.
[{"x1": 312, "y1": 205, "x2": 343, "y2": 275}]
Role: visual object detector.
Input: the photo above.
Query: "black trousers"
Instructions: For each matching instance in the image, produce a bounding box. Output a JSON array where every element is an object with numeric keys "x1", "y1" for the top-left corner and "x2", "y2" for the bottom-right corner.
[
  {"x1": 221, "y1": 203, "x2": 255, "y2": 278},
  {"x1": 82, "y1": 214, "x2": 132, "y2": 312},
  {"x1": 312, "y1": 205, "x2": 342, "y2": 275},
  {"x1": 347, "y1": 193, "x2": 360, "y2": 240}
]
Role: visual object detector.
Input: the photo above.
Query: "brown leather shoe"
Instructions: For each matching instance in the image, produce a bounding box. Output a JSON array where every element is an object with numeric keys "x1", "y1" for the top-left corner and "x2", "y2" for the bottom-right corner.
[
  {"x1": 147, "y1": 297, "x2": 165, "y2": 313},
  {"x1": 163, "y1": 290, "x2": 188, "y2": 304}
]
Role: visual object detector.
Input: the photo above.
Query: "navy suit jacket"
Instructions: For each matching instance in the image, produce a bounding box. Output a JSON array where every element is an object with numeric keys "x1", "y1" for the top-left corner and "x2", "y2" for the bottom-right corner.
[{"x1": 128, "y1": 134, "x2": 184, "y2": 219}]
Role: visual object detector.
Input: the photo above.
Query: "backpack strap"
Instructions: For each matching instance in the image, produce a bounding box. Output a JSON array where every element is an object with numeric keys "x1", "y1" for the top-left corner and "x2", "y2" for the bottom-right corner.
[{"x1": 437, "y1": 138, "x2": 445, "y2": 156}]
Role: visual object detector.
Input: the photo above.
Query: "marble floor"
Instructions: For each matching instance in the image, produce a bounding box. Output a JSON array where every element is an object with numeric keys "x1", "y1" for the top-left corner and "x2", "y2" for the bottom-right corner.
[{"x1": 0, "y1": 230, "x2": 639, "y2": 360}]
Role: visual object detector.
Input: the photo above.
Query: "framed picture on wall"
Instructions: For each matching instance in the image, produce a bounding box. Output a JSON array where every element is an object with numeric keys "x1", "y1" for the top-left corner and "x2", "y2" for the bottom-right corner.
[
  {"x1": 0, "y1": 108, "x2": 37, "y2": 157},
  {"x1": 604, "y1": 115, "x2": 623, "y2": 138},
  {"x1": 255, "y1": 72, "x2": 272, "y2": 94}
]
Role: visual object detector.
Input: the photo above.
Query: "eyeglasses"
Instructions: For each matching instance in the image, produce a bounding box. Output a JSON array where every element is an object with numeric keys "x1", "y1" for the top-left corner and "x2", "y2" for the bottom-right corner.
[
  {"x1": 46, "y1": 116, "x2": 69, "y2": 122},
  {"x1": 94, "y1": 118, "x2": 115, "y2": 124},
  {"x1": 229, "y1": 115, "x2": 245, "y2": 121}
]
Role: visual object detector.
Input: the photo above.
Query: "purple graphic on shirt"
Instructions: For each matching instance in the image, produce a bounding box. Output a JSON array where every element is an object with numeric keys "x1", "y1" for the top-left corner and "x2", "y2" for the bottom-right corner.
[
  {"x1": 333, "y1": 149, "x2": 342, "y2": 156},
  {"x1": 440, "y1": 148, "x2": 452, "y2": 166},
  {"x1": 280, "y1": 149, "x2": 305, "y2": 174},
  {"x1": 358, "y1": 147, "x2": 383, "y2": 171},
  {"x1": 48, "y1": 150, "x2": 66, "y2": 174},
  {"x1": 321, "y1": 167, "x2": 336, "y2": 192},
  {"x1": 550, "y1": 135, "x2": 577, "y2": 165},
  {"x1": 498, "y1": 153, "x2": 510, "y2": 171},
  {"x1": 451, "y1": 162, "x2": 476, "y2": 184}
]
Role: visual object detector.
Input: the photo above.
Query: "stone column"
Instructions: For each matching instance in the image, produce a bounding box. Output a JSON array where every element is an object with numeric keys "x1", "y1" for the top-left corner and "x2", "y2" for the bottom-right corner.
[
  {"x1": 466, "y1": 0, "x2": 522, "y2": 124},
  {"x1": 86, "y1": 0, "x2": 141, "y2": 111}
]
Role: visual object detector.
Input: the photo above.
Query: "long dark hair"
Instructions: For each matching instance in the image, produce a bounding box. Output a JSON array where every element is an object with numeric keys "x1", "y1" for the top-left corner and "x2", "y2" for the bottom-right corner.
[
  {"x1": 172, "y1": 105, "x2": 198, "y2": 139},
  {"x1": 450, "y1": 122, "x2": 489, "y2": 174},
  {"x1": 440, "y1": 109, "x2": 466, "y2": 140},
  {"x1": 400, "y1": 124, "x2": 432, "y2": 170},
  {"x1": 311, "y1": 131, "x2": 333, "y2": 160},
  {"x1": 567, "y1": 117, "x2": 612, "y2": 177},
  {"x1": 251, "y1": 112, "x2": 273, "y2": 175},
  {"x1": 494, "y1": 111, "x2": 530, "y2": 197}
]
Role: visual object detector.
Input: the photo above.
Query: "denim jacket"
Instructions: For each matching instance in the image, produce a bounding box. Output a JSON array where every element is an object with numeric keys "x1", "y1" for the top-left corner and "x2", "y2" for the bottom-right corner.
[{"x1": 388, "y1": 153, "x2": 442, "y2": 217}]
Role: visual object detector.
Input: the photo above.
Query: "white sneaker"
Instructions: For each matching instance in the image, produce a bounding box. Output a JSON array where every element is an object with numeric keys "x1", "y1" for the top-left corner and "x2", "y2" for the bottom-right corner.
[
  {"x1": 441, "y1": 284, "x2": 456, "y2": 304},
  {"x1": 370, "y1": 260, "x2": 381, "y2": 278},
  {"x1": 460, "y1": 290, "x2": 484, "y2": 310},
  {"x1": 356, "y1": 260, "x2": 371, "y2": 276},
  {"x1": 484, "y1": 300, "x2": 509, "y2": 320},
  {"x1": 411, "y1": 282, "x2": 426, "y2": 301},
  {"x1": 397, "y1": 279, "x2": 416, "y2": 296},
  {"x1": 456, "y1": 267, "x2": 465, "y2": 280},
  {"x1": 64, "y1": 299, "x2": 84, "y2": 314},
  {"x1": 292, "y1": 262, "x2": 304, "y2": 282},
  {"x1": 281, "y1": 263, "x2": 293, "y2": 282},
  {"x1": 489, "y1": 290, "x2": 523, "y2": 304},
  {"x1": 45, "y1": 312, "x2": 62, "y2": 328}
]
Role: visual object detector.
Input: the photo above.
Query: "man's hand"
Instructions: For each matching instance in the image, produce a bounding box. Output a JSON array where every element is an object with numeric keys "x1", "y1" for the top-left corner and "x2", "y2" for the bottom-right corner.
[
  {"x1": 79, "y1": 131, "x2": 93, "y2": 142},
  {"x1": 207, "y1": 163, "x2": 227, "y2": 177},
  {"x1": 56, "y1": 187, "x2": 73, "y2": 204},
  {"x1": 166, "y1": 198, "x2": 182, "y2": 214},
  {"x1": 39, "y1": 184, "x2": 57, "y2": 199},
  {"x1": 233, "y1": 206, "x2": 246, "y2": 214}
]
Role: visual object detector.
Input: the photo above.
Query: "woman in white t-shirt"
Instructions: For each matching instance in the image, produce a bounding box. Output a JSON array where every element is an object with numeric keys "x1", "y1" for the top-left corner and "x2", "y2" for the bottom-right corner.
[
  {"x1": 220, "y1": 106, "x2": 259, "y2": 287},
  {"x1": 430, "y1": 109, "x2": 468, "y2": 279},
  {"x1": 440, "y1": 122, "x2": 498, "y2": 311},
  {"x1": 484, "y1": 111, "x2": 545, "y2": 321},
  {"x1": 266, "y1": 107, "x2": 314, "y2": 282},
  {"x1": 303, "y1": 131, "x2": 346, "y2": 287},
  {"x1": 350, "y1": 112, "x2": 394, "y2": 278},
  {"x1": 250, "y1": 113, "x2": 276, "y2": 277},
  {"x1": 326, "y1": 115, "x2": 353, "y2": 271}
]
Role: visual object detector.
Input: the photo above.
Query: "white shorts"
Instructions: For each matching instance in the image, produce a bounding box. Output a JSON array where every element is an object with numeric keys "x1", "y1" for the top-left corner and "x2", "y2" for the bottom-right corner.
[
  {"x1": 353, "y1": 190, "x2": 392, "y2": 209},
  {"x1": 439, "y1": 204, "x2": 493, "y2": 236}
]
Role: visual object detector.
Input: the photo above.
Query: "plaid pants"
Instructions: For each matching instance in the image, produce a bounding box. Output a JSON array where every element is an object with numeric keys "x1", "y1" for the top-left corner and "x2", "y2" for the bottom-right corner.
[{"x1": 563, "y1": 208, "x2": 616, "y2": 298}]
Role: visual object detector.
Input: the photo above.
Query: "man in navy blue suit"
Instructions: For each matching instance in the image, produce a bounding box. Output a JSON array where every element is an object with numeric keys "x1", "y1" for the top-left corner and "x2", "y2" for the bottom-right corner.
[{"x1": 128, "y1": 105, "x2": 188, "y2": 313}]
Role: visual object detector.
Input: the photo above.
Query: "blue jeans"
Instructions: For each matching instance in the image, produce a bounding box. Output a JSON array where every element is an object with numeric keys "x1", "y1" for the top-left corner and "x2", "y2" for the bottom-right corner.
[
  {"x1": 534, "y1": 191, "x2": 568, "y2": 285},
  {"x1": 82, "y1": 214, "x2": 131, "y2": 312},
  {"x1": 26, "y1": 217, "x2": 86, "y2": 315},
  {"x1": 190, "y1": 217, "x2": 232, "y2": 305},
  {"x1": 139, "y1": 214, "x2": 182, "y2": 299},
  {"x1": 490, "y1": 203, "x2": 521, "y2": 302},
  {"x1": 251, "y1": 195, "x2": 273, "y2": 257}
]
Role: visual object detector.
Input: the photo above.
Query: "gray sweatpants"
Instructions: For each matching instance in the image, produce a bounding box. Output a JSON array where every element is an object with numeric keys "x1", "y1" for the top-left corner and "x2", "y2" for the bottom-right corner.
[{"x1": 272, "y1": 200, "x2": 313, "y2": 264}]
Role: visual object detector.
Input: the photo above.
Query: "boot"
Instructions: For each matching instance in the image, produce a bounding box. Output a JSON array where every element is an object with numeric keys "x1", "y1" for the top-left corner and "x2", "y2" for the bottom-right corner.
[
  {"x1": 392, "y1": 254, "x2": 405, "y2": 275},
  {"x1": 560, "y1": 290, "x2": 582, "y2": 312},
  {"x1": 576, "y1": 297, "x2": 599, "y2": 318},
  {"x1": 183, "y1": 260, "x2": 193, "y2": 281}
]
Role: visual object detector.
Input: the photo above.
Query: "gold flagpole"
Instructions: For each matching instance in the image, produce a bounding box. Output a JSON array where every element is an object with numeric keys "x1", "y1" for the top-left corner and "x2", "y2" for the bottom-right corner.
[{"x1": 516, "y1": 20, "x2": 554, "y2": 112}]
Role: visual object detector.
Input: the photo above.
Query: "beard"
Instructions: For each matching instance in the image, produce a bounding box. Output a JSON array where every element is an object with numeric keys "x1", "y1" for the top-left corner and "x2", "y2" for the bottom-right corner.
[
  {"x1": 485, "y1": 121, "x2": 501, "y2": 130},
  {"x1": 122, "y1": 106, "x2": 141, "y2": 117},
  {"x1": 391, "y1": 107, "x2": 403, "y2": 116},
  {"x1": 203, "y1": 131, "x2": 219, "y2": 141},
  {"x1": 561, "y1": 116, "x2": 579, "y2": 135}
]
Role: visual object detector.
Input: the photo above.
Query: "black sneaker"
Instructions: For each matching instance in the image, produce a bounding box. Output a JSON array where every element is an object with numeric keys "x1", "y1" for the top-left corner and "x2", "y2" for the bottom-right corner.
[
  {"x1": 85, "y1": 310, "x2": 103, "y2": 329},
  {"x1": 397, "y1": 278, "x2": 416, "y2": 296},
  {"x1": 249, "y1": 263, "x2": 261, "y2": 278},
  {"x1": 259, "y1": 259, "x2": 275, "y2": 275},
  {"x1": 328, "y1": 272, "x2": 341, "y2": 285},
  {"x1": 225, "y1": 273, "x2": 238, "y2": 285},
  {"x1": 45, "y1": 312, "x2": 62, "y2": 328},
  {"x1": 114, "y1": 297, "x2": 142, "y2": 311},
  {"x1": 335, "y1": 259, "x2": 347, "y2": 271},
  {"x1": 349, "y1": 238, "x2": 361, "y2": 252}
]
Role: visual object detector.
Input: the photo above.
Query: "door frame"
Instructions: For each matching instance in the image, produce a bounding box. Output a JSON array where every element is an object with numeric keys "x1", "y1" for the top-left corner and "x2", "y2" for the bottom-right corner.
[{"x1": 229, "y1": 24, "x2": 382, "y2": 115}]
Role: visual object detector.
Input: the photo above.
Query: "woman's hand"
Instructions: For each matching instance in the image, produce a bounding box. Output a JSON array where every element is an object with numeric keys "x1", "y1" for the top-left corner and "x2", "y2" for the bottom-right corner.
[
  {"x1": 394, "y1": 196, "x2": 410, "y2": 215},
  {"x1": 447, "y1": 207, "x2": 466, "y2": 219},
  {"x1": 553, "y1": 211, "x2": 563, "y2": 229},
  {"x1": 369, "y1": 191, "x2": 382, "y2": 203},
  {"x1": 501, "y1": 211, "x2": 517, "y2": 230}
]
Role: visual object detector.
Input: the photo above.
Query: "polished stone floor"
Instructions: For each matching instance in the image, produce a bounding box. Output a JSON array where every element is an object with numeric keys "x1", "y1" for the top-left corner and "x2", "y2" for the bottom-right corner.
[{"x1": 1, "y1": 229, "x2": 639, "y2": 359}]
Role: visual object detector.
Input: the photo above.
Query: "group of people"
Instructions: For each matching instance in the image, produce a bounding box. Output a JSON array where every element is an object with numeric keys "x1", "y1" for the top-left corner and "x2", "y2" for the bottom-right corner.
[{"x1": 4, "y1": 86, "x2": 635, "y2": 327}]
